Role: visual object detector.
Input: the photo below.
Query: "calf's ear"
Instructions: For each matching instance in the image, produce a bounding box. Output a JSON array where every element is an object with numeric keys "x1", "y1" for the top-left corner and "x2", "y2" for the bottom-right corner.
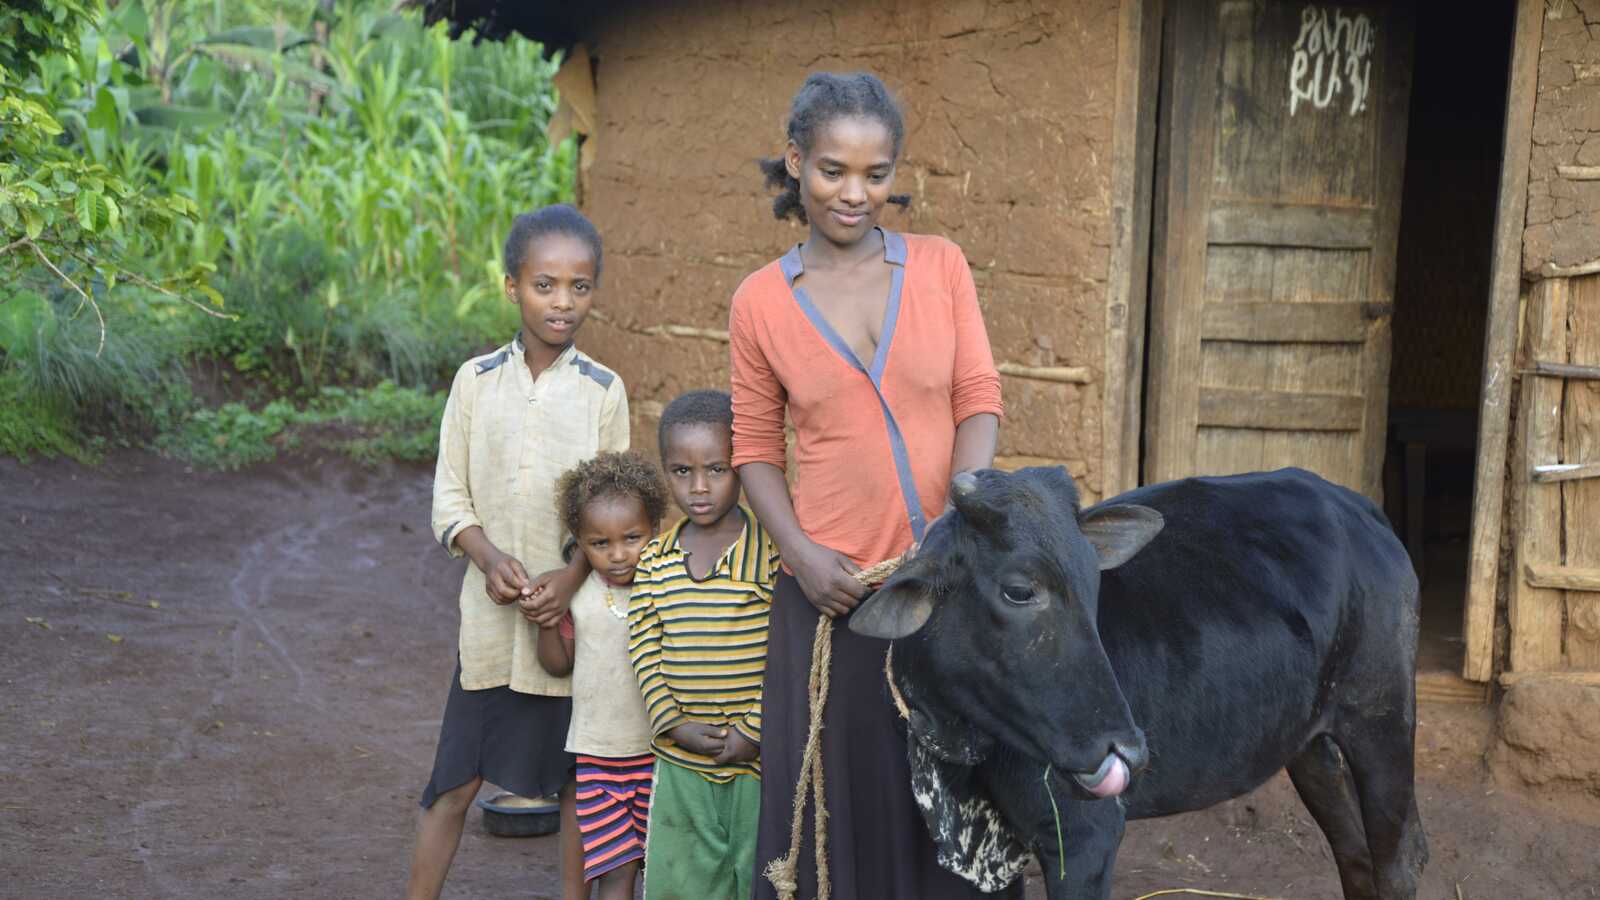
[
  {"x1": 850, "y1": 576, "x2": 935, "y2": 639},
  {"x1": 1079, "y1": 504, "x2": 1164, "y2": 570}
]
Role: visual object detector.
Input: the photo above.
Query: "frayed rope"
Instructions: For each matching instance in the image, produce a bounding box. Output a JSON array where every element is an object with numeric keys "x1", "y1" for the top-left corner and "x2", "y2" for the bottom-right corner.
[{"x1": 764, "y1": 555, "x2": 903, "y2": 900}]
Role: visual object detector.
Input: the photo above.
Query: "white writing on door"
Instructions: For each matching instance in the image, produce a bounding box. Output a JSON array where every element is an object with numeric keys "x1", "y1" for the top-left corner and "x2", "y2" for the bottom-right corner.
[{"x1": 1288, "y1": 5, "x2": 1375, "y2": 117}]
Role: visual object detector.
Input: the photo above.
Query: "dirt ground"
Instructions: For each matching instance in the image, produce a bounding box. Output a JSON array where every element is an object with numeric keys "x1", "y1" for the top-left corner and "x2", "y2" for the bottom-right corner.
[{"x1": 3, "y1": 452, "x2": 1597, "y2": 899}]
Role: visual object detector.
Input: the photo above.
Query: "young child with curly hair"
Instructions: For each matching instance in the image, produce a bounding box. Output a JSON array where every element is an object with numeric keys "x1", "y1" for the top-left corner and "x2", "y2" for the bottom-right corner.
[{"x1": 537, "y1": 450, "x2": 668, "y2": 900}]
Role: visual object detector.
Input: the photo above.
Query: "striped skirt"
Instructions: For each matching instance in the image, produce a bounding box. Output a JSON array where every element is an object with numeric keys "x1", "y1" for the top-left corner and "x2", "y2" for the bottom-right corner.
[{"x1": 574, "y1": 753, "x2": 655, "y2": 882}]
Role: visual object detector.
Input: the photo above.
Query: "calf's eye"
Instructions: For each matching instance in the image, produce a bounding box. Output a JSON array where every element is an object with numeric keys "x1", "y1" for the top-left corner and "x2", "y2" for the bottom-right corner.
[{"x1": 1000, "y1": 584, "x2": 1036, "y2": 606}]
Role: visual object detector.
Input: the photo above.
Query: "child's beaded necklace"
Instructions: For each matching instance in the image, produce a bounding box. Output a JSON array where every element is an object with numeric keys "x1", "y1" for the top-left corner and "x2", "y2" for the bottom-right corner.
[{"x1": 600, "y1": 580, "x2": 628, "y2": 620}]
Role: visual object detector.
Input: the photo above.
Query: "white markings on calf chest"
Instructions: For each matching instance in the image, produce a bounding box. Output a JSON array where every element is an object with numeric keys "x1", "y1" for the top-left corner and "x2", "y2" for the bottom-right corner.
[{"x1": 907, "y1": 737, "x2": 1033, "y2": 890}]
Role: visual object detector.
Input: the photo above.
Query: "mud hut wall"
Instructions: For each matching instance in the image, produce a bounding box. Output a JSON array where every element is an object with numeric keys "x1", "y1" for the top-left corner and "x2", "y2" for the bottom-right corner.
[
  {"x1": 1525, "y1": 0, "x2": 1600, "y2": 278},
  {"x1": 1491, "y1": 0, "x2": 1600, "y2": 675},
  {"x1": 574, "y1": 0, "x2": 1123, "y2": 502}
]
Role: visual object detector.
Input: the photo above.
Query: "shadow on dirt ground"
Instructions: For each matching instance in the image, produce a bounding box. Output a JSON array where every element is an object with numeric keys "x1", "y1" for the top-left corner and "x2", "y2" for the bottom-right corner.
[{"x1": 3, "y1": 453, "x2": 1596, "y2": 899}]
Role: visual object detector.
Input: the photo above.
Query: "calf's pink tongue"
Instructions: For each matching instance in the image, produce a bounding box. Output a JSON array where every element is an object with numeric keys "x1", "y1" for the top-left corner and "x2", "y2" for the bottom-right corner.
[{"x1": 1086, "y1": 755, "x2": 1130, "y2": 799}]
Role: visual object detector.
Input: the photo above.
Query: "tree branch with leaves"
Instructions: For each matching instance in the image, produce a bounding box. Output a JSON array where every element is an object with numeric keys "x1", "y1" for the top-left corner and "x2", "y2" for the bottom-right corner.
[{"x1": 2, "y1": 0, "x2": 225, "y2": 356}]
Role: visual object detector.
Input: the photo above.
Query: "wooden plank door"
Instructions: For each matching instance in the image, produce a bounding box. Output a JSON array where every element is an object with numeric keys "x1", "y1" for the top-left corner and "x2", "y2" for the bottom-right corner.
[
  {"x1": 1510, "y1": 275, "x2": 1600, "y2": 673},
  {"x1": 1144, "y1": 0, "x2": 1414, "y2": 498}
]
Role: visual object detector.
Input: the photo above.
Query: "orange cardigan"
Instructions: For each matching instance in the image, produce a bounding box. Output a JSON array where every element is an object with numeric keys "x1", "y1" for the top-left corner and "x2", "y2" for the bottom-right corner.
[{"x1": 729, "y1": 229, "x2": 1004, "y2": 568}]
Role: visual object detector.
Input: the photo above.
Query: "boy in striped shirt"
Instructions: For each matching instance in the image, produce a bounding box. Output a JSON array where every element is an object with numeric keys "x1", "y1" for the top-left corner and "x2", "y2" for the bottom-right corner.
[{"x1": 628, "y1": 390, "x2": 777, "y2": 899}]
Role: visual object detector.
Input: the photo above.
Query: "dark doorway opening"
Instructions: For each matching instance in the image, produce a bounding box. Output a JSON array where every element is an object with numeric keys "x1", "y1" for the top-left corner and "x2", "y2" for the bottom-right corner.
[{"x1": 1383, "y1": 0, "x2": 1516, "y2": 675}]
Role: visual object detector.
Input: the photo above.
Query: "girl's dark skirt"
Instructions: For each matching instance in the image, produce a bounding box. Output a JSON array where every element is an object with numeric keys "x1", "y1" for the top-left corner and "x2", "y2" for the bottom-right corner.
[
  {"x1": 753, "y1": 574, "x2": 1020, "y2": 899},
  {"x1": 419, "y1": 660, "x2": 575, "y2": 808}
]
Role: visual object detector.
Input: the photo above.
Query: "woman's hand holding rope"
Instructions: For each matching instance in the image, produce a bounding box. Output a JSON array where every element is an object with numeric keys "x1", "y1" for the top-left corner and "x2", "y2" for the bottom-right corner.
[{"x1": 787, "y1": 539, "x2": 869, "y2": 617}]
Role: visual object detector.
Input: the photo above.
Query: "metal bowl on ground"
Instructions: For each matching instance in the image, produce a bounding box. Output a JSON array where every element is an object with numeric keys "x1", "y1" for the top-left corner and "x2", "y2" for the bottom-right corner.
[{"x1": 477, "y1": 791, "x2": 561, "y2": 838}]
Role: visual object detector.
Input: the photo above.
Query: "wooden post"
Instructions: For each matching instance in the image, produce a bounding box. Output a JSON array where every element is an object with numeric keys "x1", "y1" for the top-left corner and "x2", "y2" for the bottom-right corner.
[
  {"x1": 1563, "y1": 275, "x2": 1600, "y2": 666},
  {"x1": 1462, "y1": 0, "x2": 1545, "y2": 682},
  {"x1": 1531, "y1": 461, "x2": 1600, "y2": 483},
  {"x1": 1102, "y1": 0, "x2": 1164, "y2": 498},
  {"x1": 1509, "y1": 278, "x2": 1568, "y2": 672},
  {"x1": 1141, "y1": 0, "x2": 1219, "y2": 486},
  {"x1": 1500, "y1": 670, "x2": 1600, "y2": 687},
  {"x1": 1358, "y1": 0, "x2": 1415, "y2": 503},
  {"x1": 1525, "y1": 564, "x2": 1600, "y2": 592},
  {"x1": 1525, "y1": 360, "x2": 1600, "y2": 380},
  {"x1": 997, "y1": 362, "x2": 1093, "y2": 384}
]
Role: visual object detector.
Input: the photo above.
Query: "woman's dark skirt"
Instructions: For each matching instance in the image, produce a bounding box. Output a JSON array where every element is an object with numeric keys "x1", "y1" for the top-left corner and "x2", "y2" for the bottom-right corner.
[
  {"x1": 419, "y1": 660, "x2": 575, "y2": 808},
  {"x1": 753, "y1": 574, "x2": 1020, "y2": 899}
]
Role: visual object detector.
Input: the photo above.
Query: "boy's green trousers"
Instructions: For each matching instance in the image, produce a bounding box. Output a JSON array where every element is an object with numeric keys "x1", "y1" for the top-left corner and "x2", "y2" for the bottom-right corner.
[{"x1": 643, "y1": 759, "x2": 761, "y2": 899}]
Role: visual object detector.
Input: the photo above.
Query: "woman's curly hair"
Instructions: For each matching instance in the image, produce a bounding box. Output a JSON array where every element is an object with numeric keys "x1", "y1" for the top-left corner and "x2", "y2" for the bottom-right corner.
[{"x1": 557, "y1": 450, "x2": 669, "y2": 536}]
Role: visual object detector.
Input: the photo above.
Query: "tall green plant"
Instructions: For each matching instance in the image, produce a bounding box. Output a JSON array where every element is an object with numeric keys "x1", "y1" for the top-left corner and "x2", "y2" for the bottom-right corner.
[
  {"x1": 4, "y1": 0, "x2": 575, "y2": 461},
  {"x1": 137, "y1": 3, "x2": 574, "y2": 388}
]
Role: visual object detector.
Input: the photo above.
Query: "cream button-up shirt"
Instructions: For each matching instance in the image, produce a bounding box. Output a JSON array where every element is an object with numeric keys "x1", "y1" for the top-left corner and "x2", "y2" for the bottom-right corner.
[{"x1": 431, "y1": 336, "x2": 629, "y2": 694}]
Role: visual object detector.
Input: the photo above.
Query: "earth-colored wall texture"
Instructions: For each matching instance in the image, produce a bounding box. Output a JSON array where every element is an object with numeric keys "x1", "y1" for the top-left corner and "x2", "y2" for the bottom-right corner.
[
  {"x1": 1526, "y1": 0, "x2": 1600, "y2": 277},
  {"x1": 572, "y1": 0, "x2": 1122, "y2": 502}
]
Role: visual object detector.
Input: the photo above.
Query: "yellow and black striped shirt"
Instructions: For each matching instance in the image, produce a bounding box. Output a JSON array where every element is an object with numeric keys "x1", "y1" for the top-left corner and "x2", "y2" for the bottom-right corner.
[{"x1": 627, "y1": 509, "x2": 778, "y2": 781}]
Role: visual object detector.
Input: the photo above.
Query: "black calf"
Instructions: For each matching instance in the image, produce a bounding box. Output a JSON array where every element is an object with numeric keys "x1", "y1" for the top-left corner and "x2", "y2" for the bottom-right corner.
[{"x1": 852, "y1": 467, "x2": 1426, "y2": 899}]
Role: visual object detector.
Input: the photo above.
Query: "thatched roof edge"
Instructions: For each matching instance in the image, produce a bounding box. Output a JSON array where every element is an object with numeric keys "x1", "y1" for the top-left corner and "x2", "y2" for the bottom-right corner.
[{"x1": 417, "y1": 1, "x2": 601, "y2": 54}]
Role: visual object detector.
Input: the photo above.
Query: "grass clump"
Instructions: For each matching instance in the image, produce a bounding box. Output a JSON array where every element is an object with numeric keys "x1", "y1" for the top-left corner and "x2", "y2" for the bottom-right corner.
[
  {"x1": 0, "y1": 371, "x2": 100, "y2": 464},
  {"x1": 0, "y1": 284, "x2": 196, "y2": 461},
  {"x1": 151, "y1": 382, "x2": 444, "y2": 470},
  {"x1": 307, "y1": 382, "x2": 446, "y2": 464},
  {"x1": 154, "y1": 398, "x2": 301, "y2": 470}
]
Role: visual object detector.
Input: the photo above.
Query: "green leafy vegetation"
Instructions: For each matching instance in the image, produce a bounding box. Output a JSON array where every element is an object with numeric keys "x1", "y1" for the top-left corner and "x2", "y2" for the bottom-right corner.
[
  {"x1": 0, "y1": 370, "x2": 99, "y2": 463},
  {"x1": 2, "y1": 0, "x2": 571, "y2": 466},
  {"x1": 2, "y1": 0, "x2": 220, "y2": 356},
  {"x1": 156, "y1": 396, "x2": 300, "y2": 469},
  {"x1": 155, "y1": 382, "x2": 445, "y2": 470},
  {"x1": 307, "y1": 381, "x2": 447, "y2": 463}
]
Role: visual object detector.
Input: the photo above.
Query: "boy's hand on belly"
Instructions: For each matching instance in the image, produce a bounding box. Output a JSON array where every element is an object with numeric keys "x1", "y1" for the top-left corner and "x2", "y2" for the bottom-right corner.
[
  {"x1": 668, "y1": 722, "x2": 728, "y2": 757},
  {"x1": 485, "y1": 553, "x2": 532, "y2": 605},
  {"x1": 714, "y1": 730, "x2": 759, "y2": 765}
]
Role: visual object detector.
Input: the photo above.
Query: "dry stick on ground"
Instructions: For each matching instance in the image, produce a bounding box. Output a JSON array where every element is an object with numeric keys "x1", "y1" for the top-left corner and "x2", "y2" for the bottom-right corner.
[
  {"x1": 1132, "y1": 883, "x2": 1292, "y2": 890},
  {"x1": 78, "y1": 587, "x2": 160, "y2": 610}
]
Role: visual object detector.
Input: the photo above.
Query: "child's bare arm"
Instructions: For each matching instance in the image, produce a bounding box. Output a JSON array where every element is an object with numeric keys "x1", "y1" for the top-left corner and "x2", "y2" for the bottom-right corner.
[
  {"x1": 524, "y1": 553, "x2": 591, "y2": 625},
  {"x1": 536, "y1": 619, "x2": 575, "y2": 677}
]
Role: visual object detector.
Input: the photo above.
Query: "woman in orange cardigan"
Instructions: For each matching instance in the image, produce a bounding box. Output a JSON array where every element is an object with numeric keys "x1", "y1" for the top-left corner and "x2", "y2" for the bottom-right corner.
[{"x1": 731, "y1": 72, "x2": 1011, "y2": 899}]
